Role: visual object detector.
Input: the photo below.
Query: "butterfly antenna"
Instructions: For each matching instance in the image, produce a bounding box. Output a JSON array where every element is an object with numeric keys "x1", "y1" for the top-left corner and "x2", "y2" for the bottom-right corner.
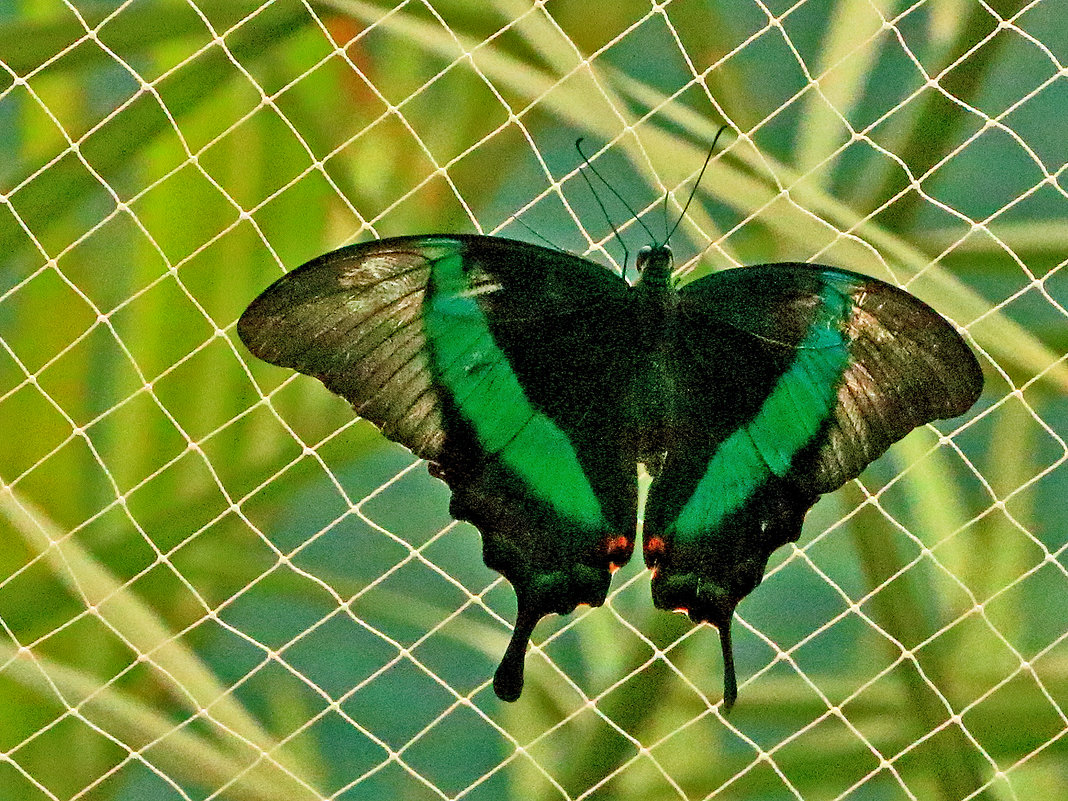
[
  {"x1": 661, "y1": 187, "x2": 672, "y2": 243},
  {"x1": 576, "y1": 138, "x2": 656, "y2": 269},
  {"x1": 575, "y1": 138, "x2": 632, "y2": 270},
  {"x1": 664, "y1": 124, "x2": 729, "y2": 243},
  {"x1": 510, "y1": 214, "x2": 566, "y2": 253}
]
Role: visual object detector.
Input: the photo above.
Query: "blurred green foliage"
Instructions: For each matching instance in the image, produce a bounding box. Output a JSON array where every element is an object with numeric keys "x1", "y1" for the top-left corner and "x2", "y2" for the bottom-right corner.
[{"x1": 1, "y1": 1, "x2": 1066, "y2": 800}]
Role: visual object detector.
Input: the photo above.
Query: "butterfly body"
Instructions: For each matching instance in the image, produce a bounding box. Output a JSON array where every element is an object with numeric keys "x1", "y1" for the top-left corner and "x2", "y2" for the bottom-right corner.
[
  {"x1": 238, "y1": 234, "x2": 982, "y2": 708},
  {"x1": 629, "y1": 245, "x2": 680, "y2": 464}
]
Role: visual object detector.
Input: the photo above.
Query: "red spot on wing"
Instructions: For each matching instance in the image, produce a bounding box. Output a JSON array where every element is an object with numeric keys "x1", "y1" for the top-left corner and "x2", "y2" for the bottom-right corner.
[
  {"x1": 604, "y1": 535, "x2": 634, "y2": 571},
  {"x1": 643, "y1": 535, "x2": 667, "y2": 565}
]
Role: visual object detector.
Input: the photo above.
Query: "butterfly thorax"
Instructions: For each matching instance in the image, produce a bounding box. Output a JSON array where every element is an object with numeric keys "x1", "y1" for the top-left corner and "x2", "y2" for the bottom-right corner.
[{"x1": 632, "y1": 244, "x2": 680, "y2": 466}]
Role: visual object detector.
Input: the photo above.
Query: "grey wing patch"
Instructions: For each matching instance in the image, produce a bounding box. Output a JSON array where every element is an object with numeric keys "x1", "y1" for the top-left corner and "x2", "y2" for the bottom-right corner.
[
  {"x1": 798, "y1": 277, "x2": 983, "y2": 493},
  {"x1": 238, "y1": 244, "x2": 452, "y2": 461}
]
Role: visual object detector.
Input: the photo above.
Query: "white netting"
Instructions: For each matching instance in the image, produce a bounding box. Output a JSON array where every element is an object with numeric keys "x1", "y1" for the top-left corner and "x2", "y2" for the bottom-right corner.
[{"x1": 1, "y1": 0, "x2": 1066, "y2": 799}]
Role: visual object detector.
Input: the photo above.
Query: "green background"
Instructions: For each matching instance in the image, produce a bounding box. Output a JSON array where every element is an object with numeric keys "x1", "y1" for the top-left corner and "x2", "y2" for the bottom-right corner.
[{"x1": 1, "y1": 0, "x2": 1066, "y2": 799}]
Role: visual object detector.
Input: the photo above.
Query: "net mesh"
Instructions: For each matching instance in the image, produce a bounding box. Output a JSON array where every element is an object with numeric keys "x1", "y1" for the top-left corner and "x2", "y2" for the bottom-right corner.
[{"x1": 2, "y1": 1, "x2": 1066, "y2": 799}]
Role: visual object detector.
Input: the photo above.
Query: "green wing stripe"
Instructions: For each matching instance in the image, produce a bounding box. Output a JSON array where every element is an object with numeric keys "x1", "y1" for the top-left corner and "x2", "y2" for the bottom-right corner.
[
  {"x1": 423, "y1": 252, "x2": 607, "y2": 528},
  {"x1": 674, "y1": 286, "x2": 852, "y2": 539}
]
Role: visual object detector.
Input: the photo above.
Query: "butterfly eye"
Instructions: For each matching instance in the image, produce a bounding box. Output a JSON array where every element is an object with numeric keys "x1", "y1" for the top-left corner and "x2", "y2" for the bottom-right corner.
[{"x1": 636, "y1": 245, "x2": 653, "y2": 270}]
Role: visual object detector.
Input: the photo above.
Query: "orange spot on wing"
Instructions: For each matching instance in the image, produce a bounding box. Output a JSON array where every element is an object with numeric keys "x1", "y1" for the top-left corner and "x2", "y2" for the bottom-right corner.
[
  {"x1": 604, "y1": 535, "x2": 634, "y2": 570},
  {"x1": 644, "y1": 535, "x2": 667, "y2": 563}
]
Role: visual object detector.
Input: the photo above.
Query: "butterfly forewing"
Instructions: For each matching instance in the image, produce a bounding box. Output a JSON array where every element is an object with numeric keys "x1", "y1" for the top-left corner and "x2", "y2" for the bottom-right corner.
[{"x1": 682, "y1": 265, "x2": 983, "y2": 493}]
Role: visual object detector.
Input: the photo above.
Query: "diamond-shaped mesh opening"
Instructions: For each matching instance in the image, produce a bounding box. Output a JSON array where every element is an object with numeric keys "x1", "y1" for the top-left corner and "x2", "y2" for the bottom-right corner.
[
  {"x1": 126, "y1": 161, "x2": 242, "y2": 266},
  {"x1": 3, "y1": 2, "x2": 1065, "y2": 799},
  {"x1": 198, "y1": 105, "x2": 317, "y2": 213},
  {"x1": 1, "y1": 262, "x2": 98, "y2": 374}
]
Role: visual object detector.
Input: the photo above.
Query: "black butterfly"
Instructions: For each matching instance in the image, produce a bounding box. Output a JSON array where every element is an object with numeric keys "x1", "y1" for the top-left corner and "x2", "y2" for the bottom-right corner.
[{"x1": 238, "y1": 233, "x2": 983, "y2": 708}]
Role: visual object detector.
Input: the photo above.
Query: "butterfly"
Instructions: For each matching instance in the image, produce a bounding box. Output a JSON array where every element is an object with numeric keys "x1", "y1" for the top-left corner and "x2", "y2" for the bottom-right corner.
[{"x1": 237, "y1": 233, "x2": 983, "y2": 709}]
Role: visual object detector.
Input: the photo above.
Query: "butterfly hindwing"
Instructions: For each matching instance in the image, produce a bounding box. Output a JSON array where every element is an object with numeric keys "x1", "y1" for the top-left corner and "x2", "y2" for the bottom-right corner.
[
  {"x1": 238, "y1": 235, "x2": 638, "y2": 700},
  {"x1": 644, "y1": 263, "x2": 983, "y2": 708}
]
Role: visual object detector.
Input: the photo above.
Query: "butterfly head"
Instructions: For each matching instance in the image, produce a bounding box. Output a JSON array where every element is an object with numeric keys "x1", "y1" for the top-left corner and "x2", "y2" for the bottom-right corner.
[{"x1": 635, "y1": 244, "x2": 674, "y2": 288}]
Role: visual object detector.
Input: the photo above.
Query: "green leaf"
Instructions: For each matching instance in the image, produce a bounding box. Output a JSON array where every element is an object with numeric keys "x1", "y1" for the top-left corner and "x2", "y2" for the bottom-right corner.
[{"x1": 0, "y1": 486, "x2": 321, "y2": 791}]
